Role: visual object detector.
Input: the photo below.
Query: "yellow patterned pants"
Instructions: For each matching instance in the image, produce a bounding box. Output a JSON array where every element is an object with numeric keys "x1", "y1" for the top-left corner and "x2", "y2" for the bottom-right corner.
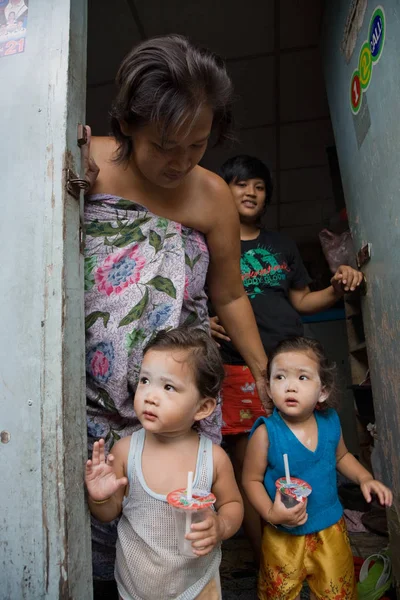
[{"x1": 258, "y1": 517, "x2": 357, "y2": 600}]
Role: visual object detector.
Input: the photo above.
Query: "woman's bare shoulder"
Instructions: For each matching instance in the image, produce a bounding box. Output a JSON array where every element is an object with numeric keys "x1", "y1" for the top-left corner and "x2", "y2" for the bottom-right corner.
[
  {"x1": 194, "y1": 165, "x2": 235, "y2": 209},
  {"x1": 90, "y1": 135, "x2": 118, "y2": 165}
]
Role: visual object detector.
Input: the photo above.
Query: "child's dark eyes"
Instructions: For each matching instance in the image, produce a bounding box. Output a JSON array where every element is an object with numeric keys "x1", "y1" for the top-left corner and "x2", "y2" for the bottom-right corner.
[
  {"x1": 275, "y1": 374, "x2": 285, "y2": 380},
  {"x1": 140, "y1": 376, "x2": 149, "y2": 385},
  {"x1": 164, "y1": 384, "x2": 175, "y2": 392},
  {"x1": 299, "y1": 375, "x2": 308, "y2": 381}
]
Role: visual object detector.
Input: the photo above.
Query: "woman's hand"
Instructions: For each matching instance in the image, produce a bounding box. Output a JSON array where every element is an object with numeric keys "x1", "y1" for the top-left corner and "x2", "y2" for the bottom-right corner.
[
  {"x1": 360, "y1": 478, "x2": 393, "y2": 507},
  {"x1": 267, "y1": 491, "x2": 308, "y2": 528},
  {"x1": 255, "y1": 376, "x2": 273, "y2": 416},
  {"x1": 331, "y1": 265, "x2": 363, "y2": 294},
  {"x1": 209, "y1": 316, "x2": 230, "y2": 346},
  {"x1": 85, "y1": 438, "x2": 128, "y2": 502},
  {"x1": 81, "y1": 125, "x2": 100, "y2": 192}
]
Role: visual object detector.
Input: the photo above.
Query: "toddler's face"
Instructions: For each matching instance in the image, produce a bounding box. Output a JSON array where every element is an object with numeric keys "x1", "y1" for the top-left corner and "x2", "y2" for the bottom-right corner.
[
  {"x1": 134, "y1": 349, "x2": 207, "y2": 435},
  {"x1": 268, "y1": 350, "x2": 327, "y2": 420}
]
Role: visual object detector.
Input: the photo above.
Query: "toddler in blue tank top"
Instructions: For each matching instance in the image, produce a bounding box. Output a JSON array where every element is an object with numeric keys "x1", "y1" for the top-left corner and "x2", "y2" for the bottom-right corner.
[{"x1": 243, "y1": 337, "x2": 392, "y2": 600}]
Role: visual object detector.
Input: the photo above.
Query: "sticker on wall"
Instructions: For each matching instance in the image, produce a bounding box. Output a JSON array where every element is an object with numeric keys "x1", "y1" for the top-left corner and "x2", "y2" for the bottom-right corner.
[
  {"x1": 369, "y1": 5, "x2": 385, "y2": 64},
  {"x1": 350, "y1": 70, "x2": 362, "y2": 115},
  {"x1": 0, "y1": 0, "x2": 28, "y2": 59},
  {"x1": 349, "y1": 5, "x2": 386, "y2": 115}
]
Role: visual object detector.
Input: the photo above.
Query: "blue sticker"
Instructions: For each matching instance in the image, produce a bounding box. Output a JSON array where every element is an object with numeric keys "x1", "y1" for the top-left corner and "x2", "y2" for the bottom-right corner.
[{"x1": 369, "y1": 6, "x2": 385, "y2": 63}]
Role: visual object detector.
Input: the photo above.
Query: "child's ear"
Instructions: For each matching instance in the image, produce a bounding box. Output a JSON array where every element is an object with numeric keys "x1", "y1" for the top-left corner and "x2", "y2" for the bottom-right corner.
[
  {"x1": 266, "y1": 380, "x2": 272, "y2": 400},
  {"x1": 194, "y1": 397, "x2": 217, "y2": 422},
  {"x1": 318, "y1": 388, "x2": 329, "y2": 405}
]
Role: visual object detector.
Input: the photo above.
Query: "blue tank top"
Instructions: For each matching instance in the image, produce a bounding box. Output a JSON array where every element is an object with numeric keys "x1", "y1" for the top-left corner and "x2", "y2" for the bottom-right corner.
[{"x1": 251, "y1": 408, "x2": 343, "y2": 535}]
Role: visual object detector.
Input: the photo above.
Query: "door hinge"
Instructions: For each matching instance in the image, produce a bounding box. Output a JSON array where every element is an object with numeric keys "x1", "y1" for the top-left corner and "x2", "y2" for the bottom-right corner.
[{"x1": 66, "y1": 168, "x2": 90, "y2": 200}]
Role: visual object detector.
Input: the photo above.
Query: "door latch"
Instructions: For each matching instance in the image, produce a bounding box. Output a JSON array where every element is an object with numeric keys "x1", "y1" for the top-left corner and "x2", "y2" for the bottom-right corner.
[{"x1": 357, "y1": 243, "x2": 371, "y2": 268}]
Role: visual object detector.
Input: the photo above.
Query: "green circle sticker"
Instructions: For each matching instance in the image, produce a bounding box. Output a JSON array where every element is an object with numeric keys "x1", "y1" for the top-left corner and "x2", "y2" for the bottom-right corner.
[
  {"x1": 358, "y1": 42, "x2": 372, "y2": 90},
  {"x1": 369, "y1": 6, "x2": 385, "y2": 64},
  {"x1": 350, "y1": 70, "x2": 362, "y2": 114}
]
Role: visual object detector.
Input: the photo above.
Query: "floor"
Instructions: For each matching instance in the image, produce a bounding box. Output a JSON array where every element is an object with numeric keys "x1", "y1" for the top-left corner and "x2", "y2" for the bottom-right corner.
[{"x1": 220, "y1": 529, "x2": 389, "y2": 599}]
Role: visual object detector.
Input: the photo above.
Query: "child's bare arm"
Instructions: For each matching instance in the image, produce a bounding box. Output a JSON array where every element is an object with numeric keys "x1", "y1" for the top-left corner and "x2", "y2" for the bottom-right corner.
[
  {"x1": 85, "y1": 437, "x2": 129, "y2": 522},
  {"x1": 242, "y1": 425, "x2": 308, "y2": 527},
  {"x1": 336, "y1": 433, "x2": 392, "y2": 507},
  {"x1": 186, "y1": 446, "x2": 243, "y2": 556}
]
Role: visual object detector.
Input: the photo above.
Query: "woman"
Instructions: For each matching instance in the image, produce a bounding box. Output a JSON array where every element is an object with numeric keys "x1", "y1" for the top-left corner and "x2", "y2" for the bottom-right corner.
[
  {"x1": 210, "y1": 154, "x2": 363, "y2": 562},
  {"x1": 83, "y1": 37, "x2": 269, "y2": 597}
]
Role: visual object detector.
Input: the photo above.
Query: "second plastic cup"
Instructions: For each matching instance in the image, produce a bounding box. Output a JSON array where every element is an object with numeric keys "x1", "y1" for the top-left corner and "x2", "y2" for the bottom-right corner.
[
  {"x1": 167, "y1": 488, "x2": 216, "y2": 558},
  {"x1": 275, "y1": 477, "x2": 312, "y2": 508}
]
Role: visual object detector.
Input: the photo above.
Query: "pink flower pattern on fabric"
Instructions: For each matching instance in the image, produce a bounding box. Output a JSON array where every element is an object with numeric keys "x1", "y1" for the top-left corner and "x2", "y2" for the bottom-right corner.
[{"x1": 95, "y1": 246, "x2": 146, "y2": 296}]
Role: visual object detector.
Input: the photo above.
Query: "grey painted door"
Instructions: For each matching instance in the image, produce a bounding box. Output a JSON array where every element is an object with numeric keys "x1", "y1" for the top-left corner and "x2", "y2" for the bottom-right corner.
[{"x1": 0, "y1": 0, "x2": 92, "y2": 597}]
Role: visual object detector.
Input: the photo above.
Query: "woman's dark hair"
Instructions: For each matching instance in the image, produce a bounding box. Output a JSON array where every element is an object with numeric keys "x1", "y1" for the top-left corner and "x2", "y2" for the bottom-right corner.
[
  {"x1": 110, "y1": 34, "x2": 234, "y2": 163},
  {"x1": 143, "y1": 326, "x2": 225, "y2": 399},
  {"x1": 266, "y1": 337, "x2": 337, "y2": 410},
  {"x1": 219, "y1": 155, "x2": 274, "y2": 205}
]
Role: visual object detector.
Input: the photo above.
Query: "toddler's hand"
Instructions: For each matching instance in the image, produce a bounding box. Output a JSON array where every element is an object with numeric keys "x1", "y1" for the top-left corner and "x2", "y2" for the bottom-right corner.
[
  {"x1": 360, "y1": 478, "x2": 392, "y2": 507},
  {"x1": 268, "y1": 491, "x2": 308, "y2": 528},
  {"x1": 85, "y1": 438, "x2": 127, "y2": 502},
  {"x1": 185, "y1": 509, "x2": 224, "y2": 557}
]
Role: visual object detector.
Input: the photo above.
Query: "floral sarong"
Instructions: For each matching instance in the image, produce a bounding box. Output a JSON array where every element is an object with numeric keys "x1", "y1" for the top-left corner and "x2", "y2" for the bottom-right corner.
[{"x1": 84, "y1": 194, "x2": 222, "y2": 579}]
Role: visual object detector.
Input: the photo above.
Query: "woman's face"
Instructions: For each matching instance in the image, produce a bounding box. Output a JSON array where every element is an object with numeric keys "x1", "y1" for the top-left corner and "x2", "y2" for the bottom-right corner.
[
  {"x1": 228, "y1": 178, "x2": 267, "y2": 224},
  {"x1": 125, "y1": 105, "x2": 213, "y2": 189}
]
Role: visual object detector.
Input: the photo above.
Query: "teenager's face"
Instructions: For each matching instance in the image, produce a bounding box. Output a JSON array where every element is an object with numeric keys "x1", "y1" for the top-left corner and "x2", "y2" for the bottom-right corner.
[
  {"x1": 228, "y1": 178, "x2": 267, "y2": 224},
  {"x1": 267, "y1": 351, "x2": 328, "y2": 421},
  {"x1": 134, "y1": 349, "x2": 215, "y2": 436},
  {"x1": 123, "y1": 105, "x2": 213, "y2": 189}
]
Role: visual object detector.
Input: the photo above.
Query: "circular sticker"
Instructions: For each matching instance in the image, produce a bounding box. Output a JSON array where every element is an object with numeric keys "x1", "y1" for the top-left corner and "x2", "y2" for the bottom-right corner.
[
  {"x1": 350, "y1": 70, "x2": 362, "y2": 114},
  {"x1": 358, "y1": 42, "x2": 372, "y2": 90},
  {"x1": 369, "y1": 6, "x2": 385, "y2": 64},
  {"x1": 166, "y1": 488, "x2": 216, "y2": 511}
]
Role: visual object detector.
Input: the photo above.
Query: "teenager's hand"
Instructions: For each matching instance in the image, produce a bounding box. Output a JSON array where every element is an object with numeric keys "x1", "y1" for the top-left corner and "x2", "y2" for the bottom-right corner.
[
  {"x1": 186, "y1": 509, "x2": 226, "y2": 556},
  {"x1": 209, "y1": 316, "x2": 231, "y2": 346},
  {"x1": 85, "y1": 438, "x2": 128, "y2": 502},
  {"x1": 331, "y1": 265, "x2": 363, "y2": 294},
  {"x1": 360, "y1": 478, "x2": 393, "y2": 507},
  {"x1": 267, "y1": 491, "x2": 308, "y2": 527},
  {"x1": 81, "y1": 125, "x2": 100, "y2": 192}
]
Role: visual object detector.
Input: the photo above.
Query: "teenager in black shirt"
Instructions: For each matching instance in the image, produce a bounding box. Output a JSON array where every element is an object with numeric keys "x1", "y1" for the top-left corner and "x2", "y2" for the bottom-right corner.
[{"x1": 210, "y1": 155, "x2": 363, "y2": 562}]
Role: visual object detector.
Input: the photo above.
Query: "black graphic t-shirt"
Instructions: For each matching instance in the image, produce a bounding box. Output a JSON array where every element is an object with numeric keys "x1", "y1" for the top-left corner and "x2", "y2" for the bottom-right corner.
[{"x1": 219, "y1": 229, "x2": 312, "y2": 365}]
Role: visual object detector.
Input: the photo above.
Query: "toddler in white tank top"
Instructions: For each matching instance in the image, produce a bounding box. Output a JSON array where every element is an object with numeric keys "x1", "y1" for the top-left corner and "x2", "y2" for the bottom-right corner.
[{"x1": 85, "y1": 327, "x2": 244, "y2": 600}]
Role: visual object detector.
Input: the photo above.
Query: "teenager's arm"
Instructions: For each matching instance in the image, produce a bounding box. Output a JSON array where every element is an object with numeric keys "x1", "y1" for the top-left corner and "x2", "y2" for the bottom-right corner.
[
  {"x1": 86, "y1": 437, "x2": 129, "y2": 522},
  {"x1": 289, "y1": 266, "x2": 363, "y2": 315},
  {"x1": 336, "y1": 433, "x2": 392, "y2": 506}
]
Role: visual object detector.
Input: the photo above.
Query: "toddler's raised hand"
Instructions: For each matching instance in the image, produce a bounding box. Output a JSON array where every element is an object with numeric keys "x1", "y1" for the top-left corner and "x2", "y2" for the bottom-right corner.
[
  {"x1": 185, "y1": 509, "x2": 224, "y2": 557},
  {"x1": 85, "y1": 438, "x2": 128, "y2": 502},
  {"x1": 267, "y1": 491, "x2": 308, "y2": 528},
  {"x1": 361, "y1": 478, "x2": 392, "y2": 507}
]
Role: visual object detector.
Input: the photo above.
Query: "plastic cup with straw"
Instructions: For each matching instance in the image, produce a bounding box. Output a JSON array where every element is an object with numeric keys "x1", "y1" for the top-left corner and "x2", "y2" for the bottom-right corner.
[
  {"x1": 275, "y1": 453, "x2": 312, "y2": 509},
  {"x1": 167, "y1": 470, "x2": 217, "y2": 558}
]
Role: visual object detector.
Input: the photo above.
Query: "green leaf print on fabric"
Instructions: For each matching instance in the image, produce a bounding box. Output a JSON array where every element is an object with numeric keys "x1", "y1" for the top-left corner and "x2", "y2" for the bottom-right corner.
[
  {"x1": 126, "y1": 328, "x2": 148, "y2": 356},
  {"x1": 149, "y1": 230, "x2": 162, "y2": 253},
  {"x1": 147, "y1": 276, "x2": 177, "y2": 299},
  {"x1": 114, "y1": 199, "x2": 136, "y2": 210},
  {"x1": 185, "y1": 254, "x2": 202, "y2": 270},
  {"x1": 97, "y1": 388, "x2": 118, "y2": 413},
  {"x1": 119, "y1": 289, "x2": 149, "y2": 327},
  {"x1": 105, "y1": 228, "x2": 146, "y2": 247},
  {"x1": 165, "y1": 233, "x2": 177, "y2": 239},
  {"x1": 86, "y1": 220, "x2": 120, "y2": 237},
  {"x1": 156, "y1": 217, "x2": 169, "y2": 229},
  {"x1": 85, "y1": 311, "x2": 111, "y2": 330},
  {"x1": 182, "y1": 312, "x2": 198, "y2": 326},
  {"x1": 84, "y1": 256, "x2": 97, "y2": 291}
]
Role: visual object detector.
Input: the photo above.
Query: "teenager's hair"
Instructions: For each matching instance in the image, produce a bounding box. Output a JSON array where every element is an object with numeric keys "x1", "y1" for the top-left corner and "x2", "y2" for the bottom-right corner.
[
  {"x1": 143, "y1": 327, "x2": 225, "y2": 399},
  {"x1": 267, "y1": 337, "x2": 337, "y2": 410},
  {"x1": 218, "y1": 155, "x2": 274, "y2": 205},
  {"x1": 110, "y1": 34, "x2": 234, "y2": 163}
]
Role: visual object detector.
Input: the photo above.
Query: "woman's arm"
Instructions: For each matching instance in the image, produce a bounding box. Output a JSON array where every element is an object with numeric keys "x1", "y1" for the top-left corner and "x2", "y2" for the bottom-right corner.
[
  {"x1": 186, "y1": 446, "x2": 243, "y2": 556},
  {"x1": 242, "y1": 426, "x2": 308, "y2": 527},
  {"x1": 85, "y1": 437, "x2": 129, "y2": 522},
  {"x1": 289, "y1": 266, "x2": 363, "y2": 314},
  {"x1": 336, "y1": 433, "x2": 392, "y2": 506},
  {"x1": 205, "y1": 183, "x2": 270, "y2": 409}
]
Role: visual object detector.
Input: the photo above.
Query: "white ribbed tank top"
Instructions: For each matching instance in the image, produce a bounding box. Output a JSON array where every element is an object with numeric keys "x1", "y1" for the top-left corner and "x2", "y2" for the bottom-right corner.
[{"x1": 115, "y1": 429, "x2": 221, "y2": 599}]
